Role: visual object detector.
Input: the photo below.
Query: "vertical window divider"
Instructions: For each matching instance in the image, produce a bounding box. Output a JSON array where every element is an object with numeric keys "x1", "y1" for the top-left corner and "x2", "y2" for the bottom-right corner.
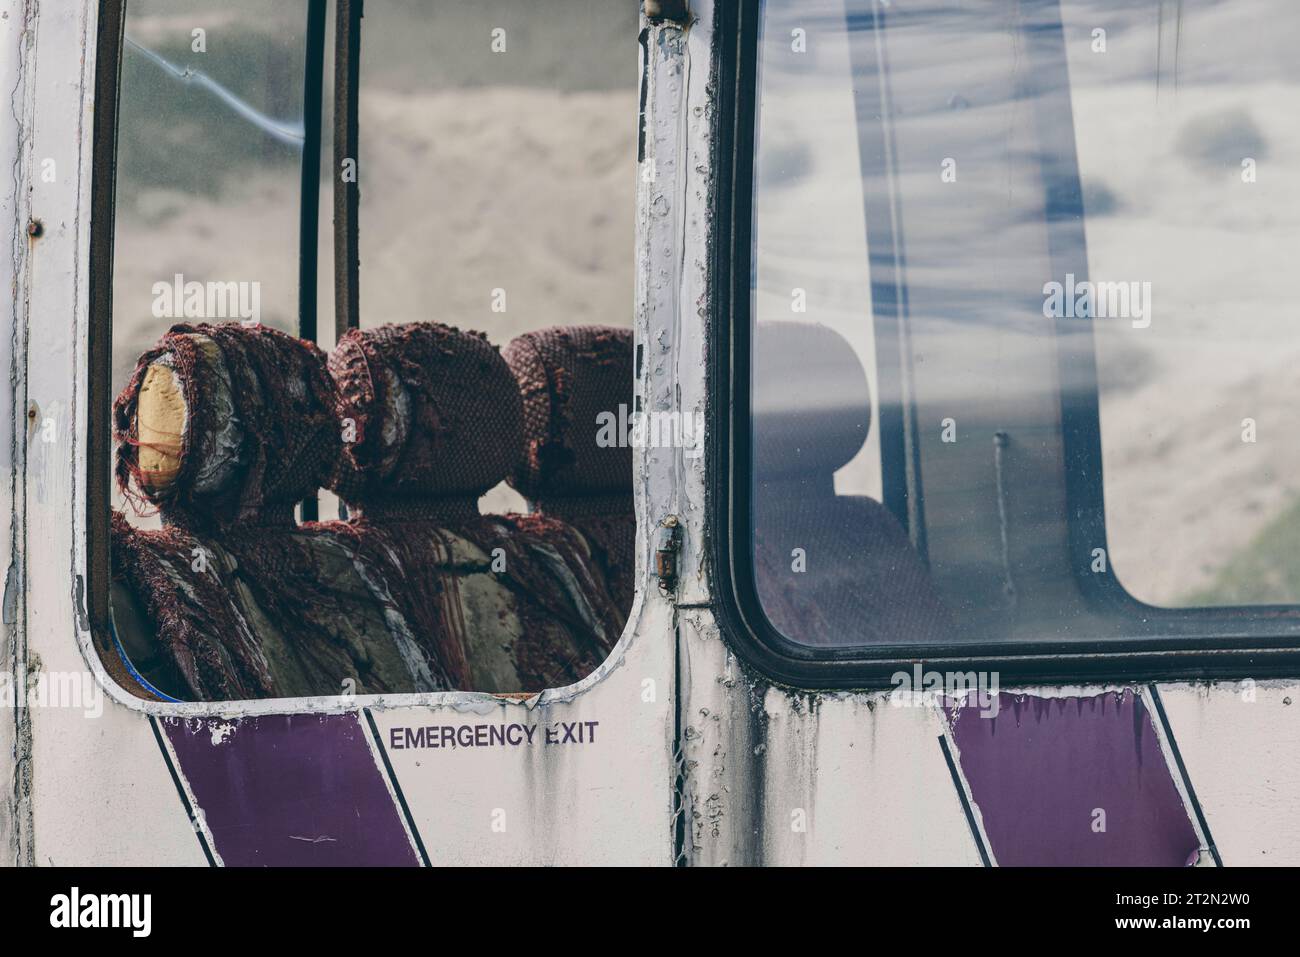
[
  {"x1": 333, "y1": 0, "x2": 362, "y2": 342},
  {"x1": 298, "y1": 0, "x2": 328, "y2": 522}
]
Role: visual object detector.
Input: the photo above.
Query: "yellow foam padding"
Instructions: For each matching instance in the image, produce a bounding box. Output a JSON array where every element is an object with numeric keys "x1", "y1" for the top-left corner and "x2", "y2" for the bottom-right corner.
[{"x1": 136, "y1": 362, "x2": 186, "y2": 491}]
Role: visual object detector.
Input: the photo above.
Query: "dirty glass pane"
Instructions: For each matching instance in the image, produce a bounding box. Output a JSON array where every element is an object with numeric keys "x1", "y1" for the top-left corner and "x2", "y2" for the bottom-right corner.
[
  {"x1": 1071, "y1": 0, "x2": 1300, "y2": 608},
  {"x1": 751, "y1": 0, "x2": 1300, "y2": 651},
  {"x1": 105, "y1": 2, "x2": 640, "y2": 703},
  {"x1": 357, "y1": 0, "x2": 638, "y2": 341},
  {"x1": 112, "y1": 0, "x2": 310, "y2": 522},
  {"x1": 112, "y1": 0, "x2": 308, "y2": 395}
]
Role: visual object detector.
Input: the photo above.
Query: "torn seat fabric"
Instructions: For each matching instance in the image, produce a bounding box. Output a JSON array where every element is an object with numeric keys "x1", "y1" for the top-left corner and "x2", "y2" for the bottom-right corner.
[
  {"x1": 504, "y1": 325, "x2": 636, "y2": 616},
  {"x1": 327, "y1": 322, "x2": 623, "y2": 693},
  {"x1": 111, "y1": 323, "x2": 459, "y2": 700}
]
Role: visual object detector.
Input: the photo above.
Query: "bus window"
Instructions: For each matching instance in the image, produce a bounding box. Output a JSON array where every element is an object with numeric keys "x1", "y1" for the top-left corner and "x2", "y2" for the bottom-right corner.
[
  {"x1": 101, "y1": 0, "x2": 640, "y2": 703},
  {"x1": 742, "y1": 0, "x2": 1300, "y2": 658}
]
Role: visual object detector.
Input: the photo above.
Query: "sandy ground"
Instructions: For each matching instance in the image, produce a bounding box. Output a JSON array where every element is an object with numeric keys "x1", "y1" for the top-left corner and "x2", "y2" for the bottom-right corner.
[{"x1": 1065, "y1": 0, "x2": 1300, "y2": 605}]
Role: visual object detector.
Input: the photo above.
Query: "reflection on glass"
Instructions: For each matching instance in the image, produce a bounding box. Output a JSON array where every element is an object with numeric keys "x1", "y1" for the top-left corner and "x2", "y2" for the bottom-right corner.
[
  {"x1": 112, "y1": 0, "x2": 310, "y2": 524},
  {"x1": 752, "y1": 0, "x2": 1300, "y2": 651}
]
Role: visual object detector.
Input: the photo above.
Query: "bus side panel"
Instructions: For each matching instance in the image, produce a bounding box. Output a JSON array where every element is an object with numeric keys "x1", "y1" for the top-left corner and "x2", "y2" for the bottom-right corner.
[
  {"x1": 1159, "y1": 680, "x2": 1300, "y2": 866},
  {"x1": 946, "y1": 689, "x2": 1202, "y2": 866},
  {"x1": 160, "y1": 713, "x2": 421, "y2": 867},
  {"x1": 368, "y1": 609, "x2": 676, "y2": 867},
  {"x1": 678, "y1": 610, "x2": 986, "y2": 867}
]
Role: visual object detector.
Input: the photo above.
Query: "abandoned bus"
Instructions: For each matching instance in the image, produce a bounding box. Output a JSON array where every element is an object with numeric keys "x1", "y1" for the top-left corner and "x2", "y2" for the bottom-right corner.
[{"x1": 0, "y1": 0, "x2": 1297, "y2": 879}]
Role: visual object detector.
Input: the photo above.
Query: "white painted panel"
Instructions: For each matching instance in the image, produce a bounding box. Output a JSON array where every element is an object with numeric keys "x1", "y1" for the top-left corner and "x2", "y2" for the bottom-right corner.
[
  {"x1": 0, "y1": 0, "x2": 31, "y2": 864},
  {"x1": 679, "y1": 610, "x2": 982, "y2": 866},
  {"x1": 1158, "y1": 680, "x2": 1300, "y2": 866},
  {"x1": 763, "y1": 688, "x2": 984, "y2": 866},
  {"x1": 16, "y1": 0, "x2": 204, "y2": 865},
  {"x1": 369, "y1": 601, "x2": 676, "y2": 866},
  {"x1": 32, "y1": 703, "x2": 208, "y2": 866}
]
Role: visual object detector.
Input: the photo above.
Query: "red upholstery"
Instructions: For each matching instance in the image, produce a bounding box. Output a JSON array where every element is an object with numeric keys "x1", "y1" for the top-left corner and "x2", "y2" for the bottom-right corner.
[
  {"x1": 111, "y1": 321, "x2": 630, "y2": 700},
  {"x1": 327, "y1": 322, "x2": 623, "y2": 692},
  {"x1": 503, "y1": 325, "x2": 636, "y2": 615},
  {"x1": 111, "y1": 323, "x2": 459, "y2": 700},
  {"x1": 115, "y1": 323, "x2": 340, "y2": 531}
]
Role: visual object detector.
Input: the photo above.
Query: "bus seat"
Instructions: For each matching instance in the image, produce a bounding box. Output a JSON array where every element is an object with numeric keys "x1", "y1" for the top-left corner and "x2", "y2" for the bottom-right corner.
[
  {"x1": 752, "y1": 321, "x2": 952, "y2": 645},
  {"x1": 111, "y1": 323, "x2": 455, "y2": 700},
  {"x1": 328, "y1": 322, "x2": 621, "y2": 692},
  {"x1": 503, "y1": 325, "x2": 635, "y2": 617}
]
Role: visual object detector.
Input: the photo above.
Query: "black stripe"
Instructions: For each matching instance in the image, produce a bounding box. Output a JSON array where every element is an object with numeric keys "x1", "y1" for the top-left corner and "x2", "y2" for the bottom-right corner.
[
  {"x1": 149, "y1": 716, "x2": 217, "y2": 867},
  {"x1": 1147, "y1": 683, "x2": 1223, "y2": 867},
  {"x1": 939, "y1": 734, "x2": 991, "y2": 867},
  {"x1": 363, "y1": 708, "x2": 431, "y2": 867}
]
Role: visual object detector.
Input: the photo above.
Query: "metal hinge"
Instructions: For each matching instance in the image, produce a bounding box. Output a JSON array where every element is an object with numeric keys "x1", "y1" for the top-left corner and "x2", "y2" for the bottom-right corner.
[{"x1": 655, "y1": 516, "x2": 681, "y2": 594}]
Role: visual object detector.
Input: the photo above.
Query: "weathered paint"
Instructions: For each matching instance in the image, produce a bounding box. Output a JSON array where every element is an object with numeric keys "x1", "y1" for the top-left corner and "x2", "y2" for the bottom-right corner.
[
  {"x1": 1, "y1": 0, "x2": 34, "y2": 867},
  {"x1": 947, "y1": 690, "x2": 1201, "y2": 866},
  {"x1": 162, "y1": 713, "x2": 419, "y2": 867},
  {"x1": 1158, "y1": 681, "x2": 1300, "y2": 865},
  {"x1": 678, "y1": 611, "x2": 986, "y2": 865},
  {"x1": 13, "y1": 0, "x2": 676, "y2": 867}
]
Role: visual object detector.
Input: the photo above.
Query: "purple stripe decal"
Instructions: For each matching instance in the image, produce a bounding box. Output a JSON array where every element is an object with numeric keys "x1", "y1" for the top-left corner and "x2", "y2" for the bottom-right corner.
[
  {"x1": 162, "y1": 713, "x2": 419, "y2": 867},
  {"x1": 948, "y1": 691, "x2": 1200, "y2": 866}
]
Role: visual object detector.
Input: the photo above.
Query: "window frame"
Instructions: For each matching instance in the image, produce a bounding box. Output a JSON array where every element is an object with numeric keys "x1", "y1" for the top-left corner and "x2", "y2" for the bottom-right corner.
[
  {"x1": 709, "y1": 0, "x2": 1300, "y2": 690},
  {"x1": 85, "y1": 0, "x2": 646, "y2": 714}
]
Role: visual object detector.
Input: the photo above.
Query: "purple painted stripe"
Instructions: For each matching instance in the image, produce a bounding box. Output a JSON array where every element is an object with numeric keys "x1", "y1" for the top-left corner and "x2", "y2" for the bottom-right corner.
[
  {"x1": 948, "y1": 691, "x2": 1200, "y2": 867},
  {"x1": 162, "y1": 713, "x2": 419, "y2": 867}
]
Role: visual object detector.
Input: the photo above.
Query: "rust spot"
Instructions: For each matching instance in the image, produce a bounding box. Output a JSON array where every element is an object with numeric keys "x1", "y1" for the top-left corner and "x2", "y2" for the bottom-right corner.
[
  {"x1": 27, "y1": 219, "x2": 43, "y2": 239},
  {"x1": 645, "y1": 0, "x2": 690, "y2": 24}
]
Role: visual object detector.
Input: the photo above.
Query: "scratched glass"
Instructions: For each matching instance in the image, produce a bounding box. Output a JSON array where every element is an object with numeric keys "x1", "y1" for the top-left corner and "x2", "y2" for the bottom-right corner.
[
  {"x1": 111, "y1": 0, "x2": 311, "y2": 525},
  {"x1": 112, "y1": 0, "x2": 309, "y2": 399},
  {"x1": 751, "y1": 0, "x2": 1300, "y2": 652}
]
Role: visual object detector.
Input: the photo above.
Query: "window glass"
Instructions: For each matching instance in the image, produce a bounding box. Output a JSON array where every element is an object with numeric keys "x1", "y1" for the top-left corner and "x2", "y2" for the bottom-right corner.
[
  {"x1": 1067, "y1": 0, "x2": 1300, "y2": 607},
  {"x1": 104, "y1": 1, "x2": 640, "y2": 703},
  {"x1": 113, "y1": 0, "x2": 308, "y2": 396},
  {"x1": 750, "y1": 0, "x2": 1300, "y2": 651},
  {"x1": 112, "y1": 0, "x2": 310, "y2": 524},
  {"x1": 358, "y1": 0, "x2": 638, "y2": 514}
]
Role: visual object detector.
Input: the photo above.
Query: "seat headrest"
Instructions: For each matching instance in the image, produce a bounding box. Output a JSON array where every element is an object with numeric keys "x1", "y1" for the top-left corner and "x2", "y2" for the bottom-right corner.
[
  {"x1": 328, "y1": 322, "x2": 523, "y2": 504},
  {"x1": 114, "y1": 323, "x2": 340, "y2": 528},
  {"x1": 753, "y1": 322, "x2": 871, "y2": 481},
  {"x1": 503, "y1": 325, "x2": 633, "y2": 503}
]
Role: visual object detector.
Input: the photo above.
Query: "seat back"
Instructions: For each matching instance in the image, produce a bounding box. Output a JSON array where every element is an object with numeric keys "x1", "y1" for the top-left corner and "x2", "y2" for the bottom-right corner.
[
  {"x1": 752, "y1": 321, "x2": 952, "y2": 645},
  {"x1": 327, "y1": 322, "x2": 623, "y2": 692},
  {"x1": 503, "y1": 325, "x2": 636, "y2": 614},
  {"x1": 112, "y1": 323, "x2": 454, "y2": 700}
]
